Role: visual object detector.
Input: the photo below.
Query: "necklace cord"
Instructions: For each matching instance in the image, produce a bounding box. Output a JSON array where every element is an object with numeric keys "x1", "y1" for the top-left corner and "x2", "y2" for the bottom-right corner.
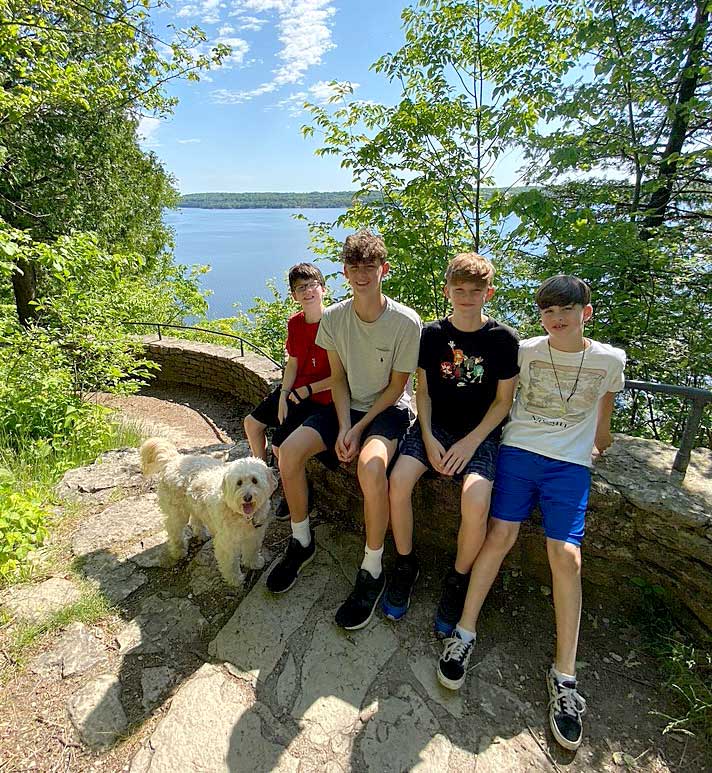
[{"x1": 547, "y1": 340, "x2": 587, "y2": 411}]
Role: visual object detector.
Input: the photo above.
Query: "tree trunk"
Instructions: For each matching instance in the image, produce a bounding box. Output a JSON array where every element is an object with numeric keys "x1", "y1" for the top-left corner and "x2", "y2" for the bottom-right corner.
[
  {"x1": 11, "y1": 257, "x2": 38, "y2": 327},
  {"x1": 639, "y1": 0, "x2": 710, "y2": 239}
]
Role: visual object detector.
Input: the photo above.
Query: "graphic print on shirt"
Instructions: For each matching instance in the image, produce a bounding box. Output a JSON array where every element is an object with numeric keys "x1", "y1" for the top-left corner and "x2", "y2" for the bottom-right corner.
[
  {"x1": 440, "y1": 340, "x2": 485, "y2": 387},
  {"x1": 522, "y1": 358, "x2": 607, "y2": 422}
]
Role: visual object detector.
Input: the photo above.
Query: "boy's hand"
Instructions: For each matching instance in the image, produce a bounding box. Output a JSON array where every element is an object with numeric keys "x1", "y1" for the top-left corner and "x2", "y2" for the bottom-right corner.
[
  {"x1": 594, "y1": 428, "x2": 613, "y2": 455},
  {"x1": 335, "y1": 427, "x2": 353, "y2": 463},
  {"x1": 423, "y1": 434, "x2": 447, "y2": 474},
  {"x1": 340, "y1": 424, "x2": 363, "y2": 463},
  {"x1": 277, "y1": 393, "x2": 289, "y2": 424},
  {"x1": 289, "y1": 385, "x2": 308, "y2": 404},
  {"x1": 441, "y1": 435, "x2": 479, "y2": 476}
]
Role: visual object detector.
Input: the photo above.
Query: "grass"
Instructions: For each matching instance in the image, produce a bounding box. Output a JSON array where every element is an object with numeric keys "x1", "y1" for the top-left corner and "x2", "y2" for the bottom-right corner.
[
  {"x1": 0, "y1": 415, "x2": 144, "y2": 588},
  {"x1": 634, "y1": 580, "x2": 712, "y2": 742},
  {"x1": 1, "y1": 584, "x2": 116, "y2": 677}
]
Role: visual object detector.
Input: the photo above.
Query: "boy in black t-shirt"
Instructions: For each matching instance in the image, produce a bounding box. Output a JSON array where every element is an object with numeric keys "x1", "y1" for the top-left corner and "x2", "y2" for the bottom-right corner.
[{"x1": 382, "y1": 253, "x2": 519, "y2": 635}]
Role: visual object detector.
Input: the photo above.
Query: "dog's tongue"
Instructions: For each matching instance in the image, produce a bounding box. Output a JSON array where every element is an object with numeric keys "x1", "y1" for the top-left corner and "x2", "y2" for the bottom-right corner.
[{"x1": 243, "y1": 501, "x2": 255, "y2": 516}]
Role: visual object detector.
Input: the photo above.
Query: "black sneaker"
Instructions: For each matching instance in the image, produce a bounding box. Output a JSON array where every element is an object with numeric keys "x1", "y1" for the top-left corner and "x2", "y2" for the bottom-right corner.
[
  {"x1": 437, "y1": 630, "x2": 475, "y2": 690},
  {"x1": 335, "y1": 569, "x2": 386, "y2": 630},
  {"x1": 266, "y1": 533, "x2": 315, "y2": 593},
  {"x1": 434, "y1": 568, "x2": 469, "y2": 638},
  {"x1": 381, "y1": 554, "x2": 420, "y2": 621},
  {"x1": 546, "y1": 666, "x2": 587, "y2": 750}
]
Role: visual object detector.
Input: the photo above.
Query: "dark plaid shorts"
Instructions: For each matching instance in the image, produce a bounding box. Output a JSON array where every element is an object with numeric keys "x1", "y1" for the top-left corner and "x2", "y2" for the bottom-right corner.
[{"x1": 399, "y1": 421, "x2": 500, "y2": 481}]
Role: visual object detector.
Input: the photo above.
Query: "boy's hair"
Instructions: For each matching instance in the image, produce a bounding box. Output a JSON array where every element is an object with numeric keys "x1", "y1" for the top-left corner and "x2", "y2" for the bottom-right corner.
[
  {"x1": 288, "y1": 262, "x2": 325, "y2": 292},
  {"x1": 445, "y1": 253, "x2": 495, "y2": 287},
  {"x1": 535, "y1": 274, "x2": 591, "y2": 309},
  {"x1": 341, "y1": 230, "x2": 387, "y2": 265}
]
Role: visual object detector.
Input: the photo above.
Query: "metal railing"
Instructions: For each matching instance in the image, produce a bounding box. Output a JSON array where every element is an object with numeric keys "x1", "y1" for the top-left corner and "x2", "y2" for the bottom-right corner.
[
  {"x1": 623, "y1": 380, "x2": 711, "y2": 478},
  {"x1": 124, "y1": 321, "x2": 710, "y2": 481},
  {"x1": 123, "y1": 320, "x2": 283, "y2": 369}
]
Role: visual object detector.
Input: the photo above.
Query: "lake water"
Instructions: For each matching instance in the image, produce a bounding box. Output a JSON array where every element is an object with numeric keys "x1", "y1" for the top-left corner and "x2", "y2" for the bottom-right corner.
[{"x1": 164, "y1": 208, "x2": 347, "y2": 319}]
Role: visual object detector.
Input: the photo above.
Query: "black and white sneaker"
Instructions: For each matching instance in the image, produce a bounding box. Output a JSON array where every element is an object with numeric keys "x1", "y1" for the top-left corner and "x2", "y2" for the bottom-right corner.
[
  {"x1": 335, "y1": 569, "x2": 386, "y2": 630},
  {"x1": 546, "y1": 666, "x2": 587, "y2": 751},
  {"x1": 381, "y1": 553, "x2": 420, "y2": 621},
  {"x1": 434, "y1": 568, "x2": 469, "y2": 638},
  {"x1": 437, "y1": 630, "x2": 475, "y2": 690},
  {"x1": 266, "y1": 533, "x2": 315, "y2": 593}
]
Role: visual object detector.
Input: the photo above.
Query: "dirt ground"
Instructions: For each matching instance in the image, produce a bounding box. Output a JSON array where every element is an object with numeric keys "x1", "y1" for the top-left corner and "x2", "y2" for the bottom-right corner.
[{"x1": 0, "y1": 383, "x2": 709, "y2": 773}]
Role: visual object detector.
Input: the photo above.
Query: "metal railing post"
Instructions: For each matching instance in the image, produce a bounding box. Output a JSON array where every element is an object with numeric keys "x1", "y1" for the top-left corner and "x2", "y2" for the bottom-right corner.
[{"x1": 673, "y1": 398, "x2": 705, "y2": 475}]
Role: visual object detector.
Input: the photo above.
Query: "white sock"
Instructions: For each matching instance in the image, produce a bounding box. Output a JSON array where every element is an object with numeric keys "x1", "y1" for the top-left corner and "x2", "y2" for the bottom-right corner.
[
  {"x1": 552, "y1": 665, "x2": 576, "y2": 683},
  {"x1": 291, "y1": 516, "x2": 311, "y2": 548},
  {"x1": 455, "y1": 624, "x2": 476, "y2": 644},
  {"x1": 360, "y1": 545, "x2": 383, "y2": 579}
]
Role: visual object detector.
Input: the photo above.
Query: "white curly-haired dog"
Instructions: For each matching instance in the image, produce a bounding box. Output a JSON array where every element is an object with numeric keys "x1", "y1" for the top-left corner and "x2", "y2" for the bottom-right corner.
[{"x1": 140, "y1": 438, "x2": 277, "y2": 586}]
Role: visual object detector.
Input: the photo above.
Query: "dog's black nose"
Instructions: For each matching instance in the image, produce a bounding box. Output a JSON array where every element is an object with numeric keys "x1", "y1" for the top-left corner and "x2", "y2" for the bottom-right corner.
[{"x1": 243, "y1": 493, "x2": 253, "y2": 502}]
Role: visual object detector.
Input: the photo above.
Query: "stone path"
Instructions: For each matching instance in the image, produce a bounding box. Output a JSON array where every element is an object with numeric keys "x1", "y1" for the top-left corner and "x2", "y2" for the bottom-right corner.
[{"x1": 1, "y1": 387, "x2": 710, "y2": 772}]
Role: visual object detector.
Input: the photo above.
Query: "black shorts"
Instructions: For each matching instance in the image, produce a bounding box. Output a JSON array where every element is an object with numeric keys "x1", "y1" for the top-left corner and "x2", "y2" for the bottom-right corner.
[
  {"x1": 302, "y1": 404, "x2": 411, "y2": 453},
  {"x1": 400, "y1": 421, "x2": 500, "y2": 481},
  {"x1": 249, "y1": 387, "x2": 329, "y2": 448}
]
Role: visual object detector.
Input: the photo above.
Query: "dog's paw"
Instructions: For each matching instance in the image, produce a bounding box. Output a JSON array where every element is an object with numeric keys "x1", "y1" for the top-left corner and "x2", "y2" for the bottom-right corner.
[
  {"x1": 244, "y1": 552, "x2": 266, "y2": 570},
  {"x1": 224, "y1": 571, "x2": 245, "y2": 587}
]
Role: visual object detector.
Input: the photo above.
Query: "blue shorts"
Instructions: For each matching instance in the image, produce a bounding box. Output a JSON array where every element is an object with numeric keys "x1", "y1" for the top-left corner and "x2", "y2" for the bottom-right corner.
[
  {"x1": 399, "y1": 422, "x2": 499, "y2": 481},
  {"x1": 490, "y1": 446, "x2": 590, "y2": 545}
]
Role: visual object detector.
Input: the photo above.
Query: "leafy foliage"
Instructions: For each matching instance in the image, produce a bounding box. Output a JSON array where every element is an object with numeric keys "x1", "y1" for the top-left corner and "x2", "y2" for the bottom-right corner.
[
  {"x1": 303, "y1": 0, "x2": 712, "y2": 446},
  {"x1": 0, "y1": 483, "x2": 49, "y2": 581}
]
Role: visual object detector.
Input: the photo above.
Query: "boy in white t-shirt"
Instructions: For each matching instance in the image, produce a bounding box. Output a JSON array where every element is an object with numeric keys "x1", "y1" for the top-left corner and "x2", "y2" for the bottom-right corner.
[{"x1": 435, "y1": 275, "x2": 626, "y2": 753}]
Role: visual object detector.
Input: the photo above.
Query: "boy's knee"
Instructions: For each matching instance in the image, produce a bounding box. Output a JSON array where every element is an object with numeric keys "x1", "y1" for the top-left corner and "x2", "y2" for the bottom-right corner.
[
  {"x1": 244, "y1": 414, "x2": 258, "y2": 433},
  {"x1": 486, "y1": 518, "x2": 519, "y2": 553},
  {"x1": 278, "y1": 439, "x2": 307, "y2": 476},
  {"x1": 388, "y1": 468, "x2": 415, "y2": 501},
  {"x1": 547, "y1": 540, "x2": 581, "y2": 574},
  {"x1": 357, "y1": 454, "x2": 387, "y2": 493}
]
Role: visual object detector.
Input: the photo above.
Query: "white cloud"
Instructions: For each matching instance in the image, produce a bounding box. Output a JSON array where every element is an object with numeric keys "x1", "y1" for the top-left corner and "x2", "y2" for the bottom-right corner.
[
  {"x1": 213, "y1": 0, "x2": 336, "y2": 104},
  {"x1": 176, "y1": 0, "x2": 224, "y2": 24},
  {"x1": 137, "y1": 117, "x2": 162, "y2": 147},
  {"x1": 274, "y1": 80, "x2": 358, "y2": 115},
  {"x1": 235, "y1": 15, "x2": 267, "y2": 31},
  {"x1": 218, "y1": 23, "x2": 235, "y2": 34},
  {"x1": 215, "y1": 36, "x2": 250, "y2": 66},
  {"x1": 177, "y1": 138, "x2": 202, "y2": 144}
]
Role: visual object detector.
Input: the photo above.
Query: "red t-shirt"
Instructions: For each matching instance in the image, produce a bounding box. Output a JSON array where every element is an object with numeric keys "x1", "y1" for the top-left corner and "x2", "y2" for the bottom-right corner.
[{"x1": 286, "y1": 311, "x2": 332, "y2": 405}]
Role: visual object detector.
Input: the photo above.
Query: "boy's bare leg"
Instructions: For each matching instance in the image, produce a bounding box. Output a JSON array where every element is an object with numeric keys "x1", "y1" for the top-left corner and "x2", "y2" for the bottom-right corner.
[
  {"x1": 278, "y1": 426, "x2": 327, "y2": 523},
  {"x1": 546, "y1": 538, "x2": 582, "y2": 676},
  {"x1": 454, "y1": 474, "x2": 492, "y2": 574},
  {"x1": 243, "y1": 414, "x2": 268, "y2": 461},
  {"x1": 357, "y1": 435, "x2": 399, "y2": 550},
  {"x1": 459, "y1": 518, "x2": 521, "y2": 632},
  {"x1": 388, "y1": 455, "x2": 428, "y2": 555}
]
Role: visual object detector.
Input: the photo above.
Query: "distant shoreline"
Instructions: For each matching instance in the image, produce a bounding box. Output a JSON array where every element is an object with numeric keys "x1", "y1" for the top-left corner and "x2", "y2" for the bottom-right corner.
[
  {"x1": 178, "y1": 191, "x2": 366, "y2": 209},
  {"x1": 178, "y1": 187, "x2": 528, "y2": 210}
]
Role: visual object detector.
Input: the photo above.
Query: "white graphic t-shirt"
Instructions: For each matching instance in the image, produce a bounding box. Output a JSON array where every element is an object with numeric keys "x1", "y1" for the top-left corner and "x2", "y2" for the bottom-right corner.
[{"x1": 502, "y1": 336, "x2": 626, "y2": 467}]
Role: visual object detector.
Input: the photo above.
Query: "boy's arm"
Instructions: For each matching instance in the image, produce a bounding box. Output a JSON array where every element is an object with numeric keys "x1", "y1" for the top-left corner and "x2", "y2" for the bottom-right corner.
[
  {"x1": 290, "y1": 374, "x2": 333, "y2": 401},
  {"x1": 341, "y1": 370, "x2": 410, "y2": 461},
  {"x1": 594, "y1": 391, "x2": 616, "y2": 455},
  {"x1": 278, "y1": 356, "x2": 299, "y2": 423},
  {"x1": 416, "y1": 368, "x2": 447, "y2": 473},
  {"x1": 327, "y1": 349, "x2": 353, "y2": 462},
  {"x1": 441, "y1": 375, "x2": 518, "y2": 476}
]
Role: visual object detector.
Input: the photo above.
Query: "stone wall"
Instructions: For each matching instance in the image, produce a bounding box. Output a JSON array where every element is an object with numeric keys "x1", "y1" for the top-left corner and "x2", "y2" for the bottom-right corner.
[
  {"x1": 141, "y1": 336, "x2": 712, "y2": 634},
  {"x1": 142, "y1": 335, "x2": 281, "y2": 406}
]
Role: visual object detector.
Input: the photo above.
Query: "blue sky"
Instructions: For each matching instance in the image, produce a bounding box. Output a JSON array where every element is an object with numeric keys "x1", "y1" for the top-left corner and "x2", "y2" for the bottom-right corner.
[{"x1": 138, "y1": 0, "x2": 521, "y2": 194}]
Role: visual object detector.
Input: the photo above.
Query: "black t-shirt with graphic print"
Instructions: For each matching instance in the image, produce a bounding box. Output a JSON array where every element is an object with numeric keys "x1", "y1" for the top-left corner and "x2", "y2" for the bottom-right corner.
[{"x1": 418, "y1": 316, "x2": 520, "y2": 439}]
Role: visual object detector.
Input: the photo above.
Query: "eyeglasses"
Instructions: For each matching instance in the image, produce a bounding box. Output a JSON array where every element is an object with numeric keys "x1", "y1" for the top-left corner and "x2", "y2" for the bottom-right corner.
[
  {"x1": 345, "y1": 261, "x2": 381, "y2": 273},
  {"x1": 293, "y1": 280, "x2": 322, "y2": 296}
]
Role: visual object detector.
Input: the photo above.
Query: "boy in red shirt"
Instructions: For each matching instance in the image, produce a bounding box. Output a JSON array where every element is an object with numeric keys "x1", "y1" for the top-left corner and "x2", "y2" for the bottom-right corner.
[{"x1": 244, "y1": 264, "x2": 332, "y2": 490}]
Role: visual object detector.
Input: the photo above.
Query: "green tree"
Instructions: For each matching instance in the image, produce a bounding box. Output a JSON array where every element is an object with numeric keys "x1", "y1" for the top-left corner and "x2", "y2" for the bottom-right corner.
[{"x1": 0, "y1": 0, "x2": 227, "y2": 324}]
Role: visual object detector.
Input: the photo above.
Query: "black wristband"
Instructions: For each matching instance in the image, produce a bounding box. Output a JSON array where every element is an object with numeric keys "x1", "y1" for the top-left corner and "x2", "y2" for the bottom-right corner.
[
  {"x1": 306, "y1": 383, "x2": 313, "y2": 397},
  {"x1": 290, "y1": 388, "x2": 303, "y2": 403}
]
